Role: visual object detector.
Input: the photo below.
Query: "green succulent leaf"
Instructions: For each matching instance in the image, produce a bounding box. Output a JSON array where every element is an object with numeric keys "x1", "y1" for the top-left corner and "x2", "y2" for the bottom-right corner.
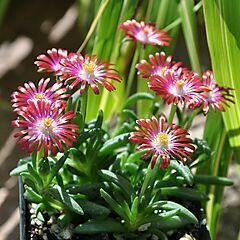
[
  {"x1": 123, "y1": 92, "x2": 154, "y2": 109},
  {"x1": 47, "y1": 186, "x2": 84, "y2": 215},
  {"x1": 169, "y1": 160, "x2": 193, "y2": 185},
  {"x1": 100, "y1": 188, "x2": 127, "y2": 221},
  {"x1": 130, "y1": 196, "x2": 139, "y2": 223},
  {"x1": 127, "y1": 149, "x2": 149, "y2": 163},
  {"x1": 149, "y1": 200, "x2": 198, "y2": 224},
  {"x1": 74, "y1": 218, "x2": 124, "y2": 234},
  {"x1": 10, "y1": 163, "x2": 28, "y2": 176},
  {"x1": 27, "y1": 164, "x2": 43, "y2": 188},
  {"x1": 95, "y1": 110, "x2": 103, "y2": 128},
  {"x1": 24, "y1": 186, "x2": 42, "y2": 203},
  {"x1": 99, "y1": 133, "x2": 130, "y2": 156},
  {"x1": 161, "y1": 187, "x2": 209, "y2": 202},
  {"x1": 76, "y1": 199, "x2": 110, "y2": 218},
  {"x1": 151, "y1": 216, "x2": 192, "y2": 230},
  {"x1": 100, "y1": 170, "x2": 134, "y2": 196},
  {"x1": 67, "y1": 182, "x2": 103, "y2": 196},
  {"x1": 194, "y1": 175, "x2": 233, "y2": 186},
  {"x1": 121, "y1": 109, "x2": 138, "y2": 121},
  {"x1": 47, "y1": 151, "x2": 69, "y2": 184},
  {"x1": 70, "y1": 148, "x2": 86, "y2": 162}
]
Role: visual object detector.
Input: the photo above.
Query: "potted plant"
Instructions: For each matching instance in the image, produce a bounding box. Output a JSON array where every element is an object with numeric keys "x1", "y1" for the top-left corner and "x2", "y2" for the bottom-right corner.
[{"x1": 10, "y1": 11, "x2": 234, "y2": 240}]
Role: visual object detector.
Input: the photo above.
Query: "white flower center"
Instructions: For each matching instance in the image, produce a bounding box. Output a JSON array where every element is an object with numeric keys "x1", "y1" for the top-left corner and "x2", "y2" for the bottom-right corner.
[
  {"x1": 175, "y1": 80, "x2": 185, "y2": 95},
  {"x1": 154, "y1": 132, "x2": 169, "y2": 149}
]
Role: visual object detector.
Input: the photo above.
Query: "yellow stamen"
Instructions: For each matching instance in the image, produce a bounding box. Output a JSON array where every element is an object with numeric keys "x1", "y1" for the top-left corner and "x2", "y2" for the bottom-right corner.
[
  {"x1": 161, "y1": 67, "x2": 167, "y2": 75},
  {"x1": 156, "y1": 132, "x2": 169, "y2": 145},
  {"x1": 35, "y1": 93, "x2": 44, "y2": 100},
  {"x1": 176, "y1": 80, "x2": 184, "y2": 88},
  {"x1": 43, "y1": 117, "x2": 53, "y2": 128},
  {"x1": 204, "y1": 85, "x2": 212, "y2": 91},
  {"x1": 83, "y1": 62, "x2": 95, "y2": 73},
  {"x1": 143, "y1": 27, "x2": 150, "y2": 34}
]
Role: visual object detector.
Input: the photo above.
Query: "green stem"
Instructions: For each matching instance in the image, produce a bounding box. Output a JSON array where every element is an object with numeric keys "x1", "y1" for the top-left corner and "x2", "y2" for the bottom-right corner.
[
  {"x1": 140, "y1": 163, "x2": 153, "y2": 198},
  {"x1": 81, "y1": 87, "x2": 88, "y2": 123},
  {"x1": 163, "y1": 1, "x2": 202, "y2": 32},
  {"x1": 36, "y1": 147, "x2": 44, "y2": 171},
  {"x1": 125, "y1": 43, "x2": 141, "y2": 97},
  {"x1": 185, "y1": 108, "x2": 201, "y2": 130},
  {"x1": 168, "y1": 104, "x2": 178, "y2": 124}
]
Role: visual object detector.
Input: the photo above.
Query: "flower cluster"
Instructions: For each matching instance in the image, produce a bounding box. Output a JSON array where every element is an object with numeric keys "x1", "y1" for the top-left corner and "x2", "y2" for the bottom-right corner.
[
  {"x1": 11, "y1": 78, "x2": 79, "y2": 156},
  {"x1": 35, "y1": 49, "x2": 121, "y2": 94},
  {"x1": 11, "y1": 18, "x2": 235, "y2": 170},
  {"x1": 136, "y1": 51, "x2": 234, "y2": 113},
  {"x1": 121, "y1": 20, "x2": 234, "y2": 169},
  {"x1": 12, "y1": 47, "x2": 122, "y2": 157}
]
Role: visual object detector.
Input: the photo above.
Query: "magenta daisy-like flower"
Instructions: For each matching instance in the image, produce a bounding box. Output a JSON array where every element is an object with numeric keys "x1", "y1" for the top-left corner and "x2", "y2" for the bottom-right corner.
[
  {"x1": 12, "y1": 100, "x2": 79, "y2": 156},
  {"x1": 120, "y1": 20, "x2": 171, "y2": 46},
  {"x1": 148, "y1": 68, "x2": 205, "y2": 106},
  {"x1": 60, "y1": 53, "x2": 121, "y2": 94},
  {"x1": 129, "y1": 115, "x2": 194, "y2": 169},
  {"x1": 136, "y1": 52, "x2": 182, "y2": 78},
  {"x1": 34, "y1": 48, "x2": 68, "y2": 74},
  {"x1": 201, "y1": 70, "x2": 234, "y2": 115},
  {"x1": 11, "y1": 78, "x2": 69, "y2": 113}
]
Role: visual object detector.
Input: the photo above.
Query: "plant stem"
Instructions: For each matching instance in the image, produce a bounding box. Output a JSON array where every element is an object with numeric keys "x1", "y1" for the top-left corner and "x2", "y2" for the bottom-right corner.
[
  {"x1": 185, "y1": 108, "x2": 201, "y2": 130},
  {"x1": 168, "y1": 104, "x2": 177, "y2": 124},
  {"x1": 125, "y1": 43, "x2": 141, "y2": 97},
  {"x1": 140, "y1": 163, "x2": 153, "y2": 198},
  {"x1": 81, "y1": 87, "x2": 88, "y2": 123},
  {"x1": 36, "y1": 147, "x2": 44, "y2": 171},
  {"x1": 163, "y1": 1, "x2": 202, "y2": 32}
]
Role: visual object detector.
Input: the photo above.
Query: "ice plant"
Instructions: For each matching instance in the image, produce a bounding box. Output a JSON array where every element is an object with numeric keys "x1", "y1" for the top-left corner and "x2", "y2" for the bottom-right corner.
[
  {"x1": 60, "y1": 53, "x2": 121, "y2": 94},
  {"x1": 11, "y1": 78, "x2": 69, "y2": 113},
  {"x1": 148, "y1": 68, "x2": 205, "y2": 106},
  {"x1": 12, "y1": 100, "x2": 79, "y2": 156},
  {"x1": 201, "y1": 70, "x2": 234, "y2": 115},
  {"x1": 129, "y1": 115, "x2": 194, "y2": 169},
  {"x1": 120, "y1": 20, "x2": 171, "y2": 46},
  {"x1": 136, "y1": 52, "x2": 182, "y2": 78},
  {"x1": 35, "y1": 48, "x2": 68, "y2": 74}
]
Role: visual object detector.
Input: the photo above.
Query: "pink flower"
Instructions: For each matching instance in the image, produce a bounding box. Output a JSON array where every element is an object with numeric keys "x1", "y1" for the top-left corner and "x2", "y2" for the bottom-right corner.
[
  {"x1": 60, "y1": 53, "x2": 121, "y2": 94},
  {"x1": 11, "y1": 78, "x2": 69, "y2": 113},
  {"x1": 129, "y1": 115, "x2": 194, "y2": 169},
  {"x1": 136, "y1": 52, "x2": 182, "y2": 78},
  {"x1": 12, "y1": 100, "x2": 79, "y2": 156},
  {"x1": 34, "y1": 48, "x2": 68, "y2": 74},
  {"x1": 148, "y1": 68, "x2": 205, "y2": 106},
  {"x1": 120, "y1": 20, "x2": 171, "y2": 46},
  {"x1": 201, "y1": 70, "x2": 234, "y2": 115}
]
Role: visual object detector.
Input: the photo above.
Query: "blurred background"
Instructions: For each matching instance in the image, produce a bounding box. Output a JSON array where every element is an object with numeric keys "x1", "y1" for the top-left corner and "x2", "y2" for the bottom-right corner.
[{"x1": 0, "y1": 1, "x2": 239, "y2": 239}]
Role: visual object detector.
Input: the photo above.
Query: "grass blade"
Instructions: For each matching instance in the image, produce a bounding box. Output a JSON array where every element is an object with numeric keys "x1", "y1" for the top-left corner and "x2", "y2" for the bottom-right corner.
[{"x1": 179, "y1": 0, "x2": 201, "y2": 73}]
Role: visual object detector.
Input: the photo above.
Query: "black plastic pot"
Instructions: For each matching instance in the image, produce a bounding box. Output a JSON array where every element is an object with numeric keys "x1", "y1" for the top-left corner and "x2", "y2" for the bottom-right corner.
[
  {"x1": 19, "y1": 177, "x2": 27, "y2": 240},
  {"x1": 19, "y1": 178, "x2": 211, "y2": 240}
]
